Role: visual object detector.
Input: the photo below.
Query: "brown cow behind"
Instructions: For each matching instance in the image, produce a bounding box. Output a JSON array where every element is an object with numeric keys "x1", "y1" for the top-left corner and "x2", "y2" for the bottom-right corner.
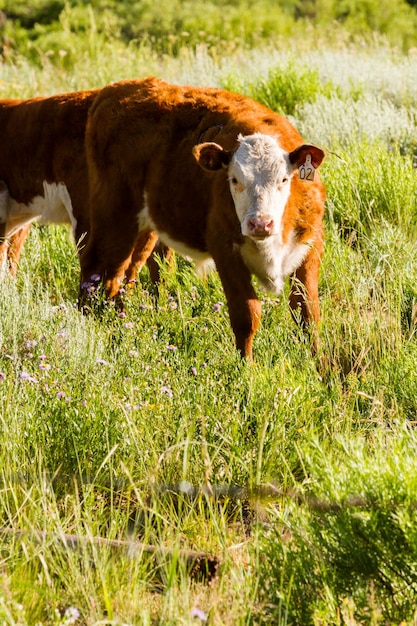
[
  {"x1": 82, "y1": 77, "x2": 326, "y2": 360},
  {"x1": 0, "y1": 90, "x2": 166, "y2": 282},
  {"x1": 0, "y1": 90, "x2": 100, "y2": 273}
]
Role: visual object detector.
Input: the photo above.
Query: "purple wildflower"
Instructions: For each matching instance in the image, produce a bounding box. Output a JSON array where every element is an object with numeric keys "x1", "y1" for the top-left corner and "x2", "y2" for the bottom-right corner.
[
  {"x1": 161, "y1": 385, "x2": 173, "y2": 398},
  {"x1": 96, "y1": 359, "x2": 108, "y2": 366},
  {"x1": 19, "y1": 371, "x2": 38, "y2": 384},
  {"x1": 81, "y1": 281, "x2": 95, "y2": 293},
  {"x1": 191, "y1": 607, "x2": 208, "y2": 622},
  {"x1": 63, "y1": 606, "x2": 80, "y2": 624},
  {"x1": 0, "y1": 372, "x2": 6, "y2": 381},
  {"x1": 212, "y1": 302, "x2": 224, "y2": 313},
  {"x1": 57, "y1": 392, "x2": 72, "y2": 402}
]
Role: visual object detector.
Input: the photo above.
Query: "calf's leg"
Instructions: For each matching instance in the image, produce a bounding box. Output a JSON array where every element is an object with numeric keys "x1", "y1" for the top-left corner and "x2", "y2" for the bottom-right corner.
[
  {"x1": 211, "y1": 245, "x2": 261, "y2": 361},
  {"x1": 79, "y1": 182, "x2": 141, "y2": 300},
  {"x1": 289, "y1": 243, "x2": 322, "y2": 352},
  {"x1": 125, "y1": 230, "x2": 160, "y2": 283},
  {"x1": 0, "y1": 224, "x2": 32, "y2": 275},
  {"x1": 144, "y1": 240, "x2": 172, "y2": 284}
]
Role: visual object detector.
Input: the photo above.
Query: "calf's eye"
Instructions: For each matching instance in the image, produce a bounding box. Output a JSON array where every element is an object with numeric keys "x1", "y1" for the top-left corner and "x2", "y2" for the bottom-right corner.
[{"x1": 230, "y1": 176, "x2": 244, "y2": 192}]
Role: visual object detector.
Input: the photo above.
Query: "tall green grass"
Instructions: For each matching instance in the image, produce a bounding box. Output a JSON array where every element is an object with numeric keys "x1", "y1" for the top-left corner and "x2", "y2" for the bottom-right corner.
[{"x1": 1, "y1": 21, "x2": 417, "y2": 625}]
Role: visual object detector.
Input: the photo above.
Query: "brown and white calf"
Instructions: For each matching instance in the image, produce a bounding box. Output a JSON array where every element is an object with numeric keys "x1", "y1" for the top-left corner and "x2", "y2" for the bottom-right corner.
[
  {"x1": 0, "y1": 89, "x2": 101, "y2": 273},
  {"x1": 82, "y1": 77, "x2": 326, "y2": 359}
]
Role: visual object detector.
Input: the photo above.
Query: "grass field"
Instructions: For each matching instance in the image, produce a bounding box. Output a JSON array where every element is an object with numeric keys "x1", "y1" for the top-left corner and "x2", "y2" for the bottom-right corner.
[{"x1": 1, "y1": 8, "x2": 417, "y2": 624}]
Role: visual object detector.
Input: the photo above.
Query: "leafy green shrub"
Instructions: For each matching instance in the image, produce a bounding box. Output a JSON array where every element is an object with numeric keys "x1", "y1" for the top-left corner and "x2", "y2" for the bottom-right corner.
[
  {"x1": 245, "y1": 62, "x2": 339, "y2": 116},
  {"x1": 1, "y1": 2, "x2": 121, "y2": 68},
  {"x1": 2, "y1": 0, "x2": 417, "y2": 68},
  {"x1": 0, "y1": 0, "x2": 65, "y2": 29},
  {"x1": 0, "y1": 0, "x2": 296, "y2": 65},
  {"x1": 334, "y1": 0, "x2": 417, "y2": 48},
  {"x1": 290, "y1": 0, "x2": 417, "y2": 49},
  {"x1": 110, "y1": 0, "x2": 297, "y2": 54}
]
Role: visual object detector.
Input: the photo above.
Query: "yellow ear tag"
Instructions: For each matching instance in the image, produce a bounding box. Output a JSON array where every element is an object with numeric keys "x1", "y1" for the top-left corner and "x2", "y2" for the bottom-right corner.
[{"x1": 298, "y1": 154, "x2": 316, "y2": 182}]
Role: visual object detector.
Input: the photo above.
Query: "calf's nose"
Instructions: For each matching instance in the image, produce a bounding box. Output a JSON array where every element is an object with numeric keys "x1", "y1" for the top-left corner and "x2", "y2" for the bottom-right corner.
[{"x1": 247, "y1": 216, "x2": 274, "y2": 238}]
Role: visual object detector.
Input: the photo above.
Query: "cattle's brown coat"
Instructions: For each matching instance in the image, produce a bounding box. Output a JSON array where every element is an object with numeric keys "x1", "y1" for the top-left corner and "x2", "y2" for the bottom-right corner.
[{"x1": 82, "y1": 77, "x2": 326, "y2": 359}]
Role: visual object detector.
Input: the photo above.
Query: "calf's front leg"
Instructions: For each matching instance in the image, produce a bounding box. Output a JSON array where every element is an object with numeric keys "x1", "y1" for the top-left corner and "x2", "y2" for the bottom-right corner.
[
  {"x1": 289, "y1": 244, "x2": 322, "y2": 352},
  {"x1": 212, "y1": 246, "x2": 261, "y2": 361}
]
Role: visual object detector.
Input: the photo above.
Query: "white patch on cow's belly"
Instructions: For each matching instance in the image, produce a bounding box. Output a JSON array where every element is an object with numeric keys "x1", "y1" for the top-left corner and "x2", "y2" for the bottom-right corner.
[
  {"x1": 158, "y1": 230, "x2": 215, "y2": 277},
  {"x1": 240, "y1": 235, "x2": 310, "y2": 295},
  {"x1": 5, "y1": 181, "x2": 76, "y2": 238},
  {"x1": 137, "y1": 205, "x2": 214, "y2": 276}
]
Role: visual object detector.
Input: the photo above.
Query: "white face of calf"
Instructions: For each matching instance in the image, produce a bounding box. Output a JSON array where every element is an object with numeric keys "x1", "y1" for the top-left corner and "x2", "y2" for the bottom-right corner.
[
  {"x1": 229, "y1": 134, "x2": 293, "y2": 239},
  {"x1": 193, "y1": 133, "x2": 325, "y2": 241}
]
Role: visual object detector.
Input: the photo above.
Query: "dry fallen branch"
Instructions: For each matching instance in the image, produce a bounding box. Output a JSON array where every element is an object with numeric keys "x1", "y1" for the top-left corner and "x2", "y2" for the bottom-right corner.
[{"x1": 0, "y1": 527, "x2": 220, "y2": 582}]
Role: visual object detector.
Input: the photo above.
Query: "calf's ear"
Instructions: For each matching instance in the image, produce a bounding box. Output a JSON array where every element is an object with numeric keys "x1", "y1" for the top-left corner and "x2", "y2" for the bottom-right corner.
[
  {"x1": 193, "y1": 142, "x2": 232, "y2": 171},
  {"x1": 289, "y1": 144, "x2": 325, "y2": 170}
]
